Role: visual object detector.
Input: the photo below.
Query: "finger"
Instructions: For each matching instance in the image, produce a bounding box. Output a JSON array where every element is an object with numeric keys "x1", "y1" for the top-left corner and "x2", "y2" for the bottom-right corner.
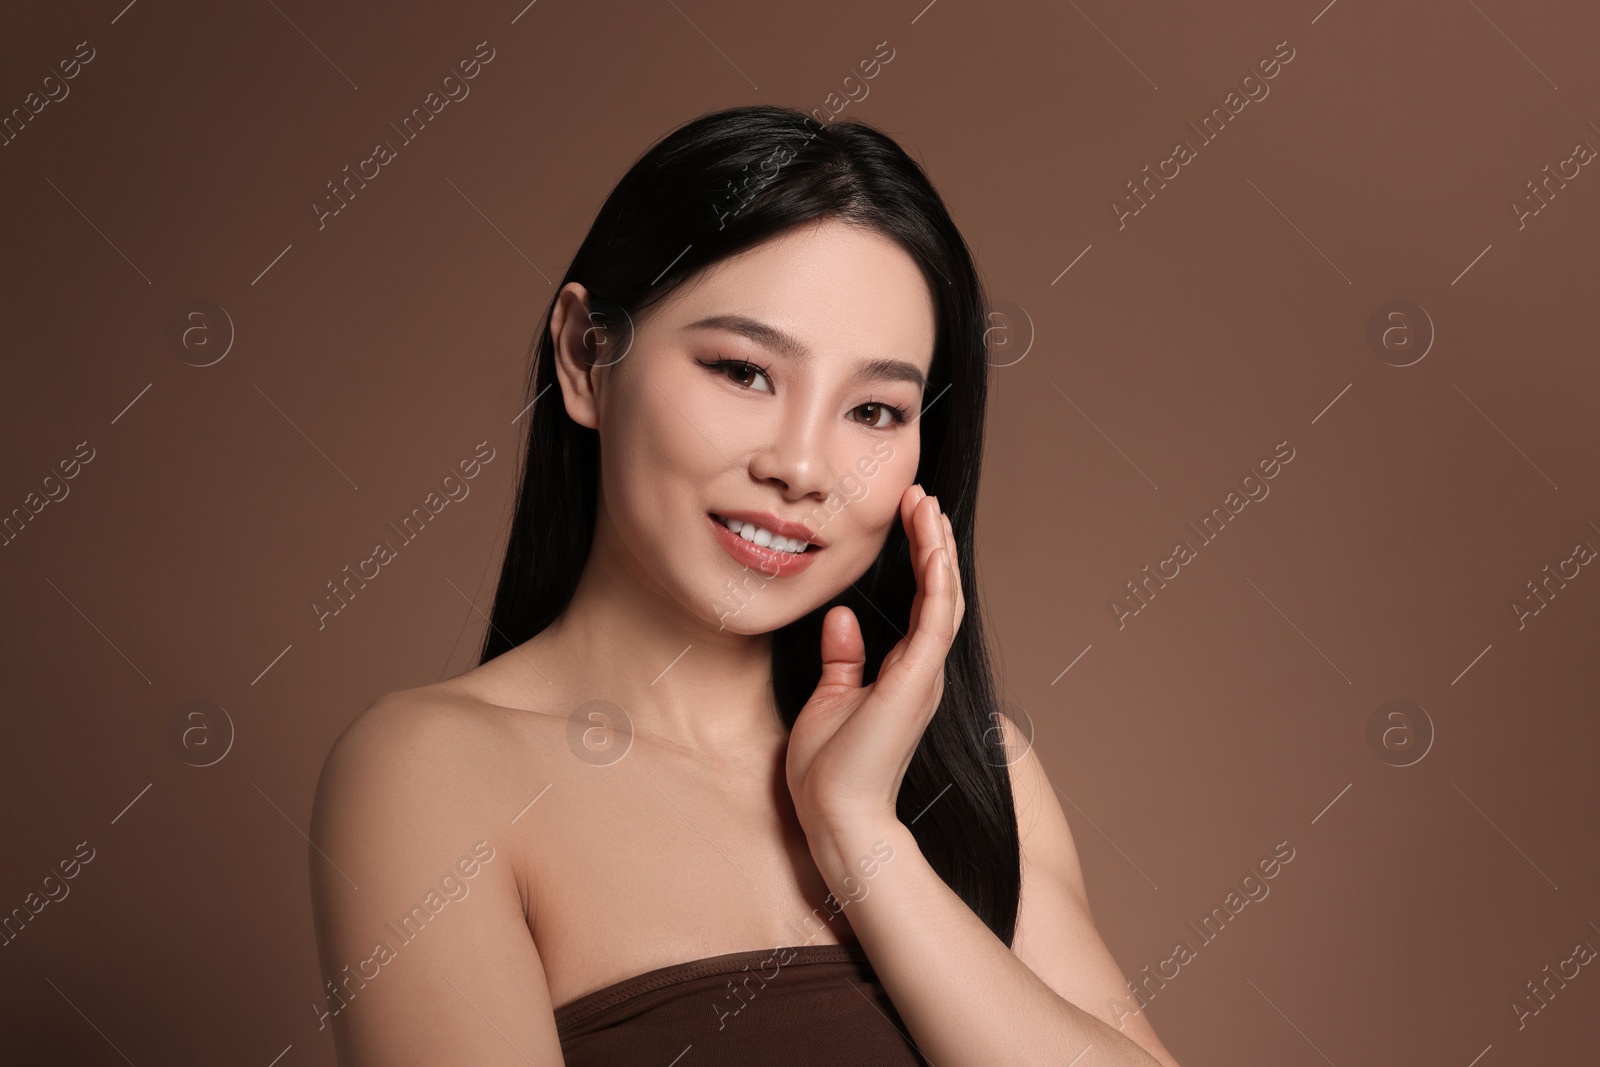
[
  {"x1": 900, "y1": 482, "x2": 925, "y2": 539},
  {"x1": 874, "y1": 496, "x2": 938, "y2": 681},
  {"x1": 915, "y1": 499, "x2": 956, "y2": 651},
  {"x1": 815, "y1": 605, "x2": 866, "y2": 692},
  {"x1": 902, "y1": 490, "x2": 933, "y2": 639},
  {"x1": 877, "y1": 511, "x2": 956, "y2": 714},
  {"x1": 941, "y1": 512, "x2": 964, "y2": 631}
]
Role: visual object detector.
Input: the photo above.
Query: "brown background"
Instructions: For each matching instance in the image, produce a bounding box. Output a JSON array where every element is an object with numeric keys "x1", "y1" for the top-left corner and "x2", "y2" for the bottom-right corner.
[{"x1": 2, "y1": 0, "x2": 1597, "y2": 1063}]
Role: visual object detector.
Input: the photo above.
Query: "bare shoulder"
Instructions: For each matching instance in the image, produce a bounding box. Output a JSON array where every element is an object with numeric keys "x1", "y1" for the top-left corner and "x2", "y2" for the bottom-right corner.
[
  {"x1": 991, "y1": 708, "x2": 1184, "y2": 1066},
  {"x1": 315, "y1": 674, "x2": 565, "y2": 819},
  {"x1": 991, "y1": 708, "x2": 1089, "y2": 910},
  {"x1": 307, "y1": 680, "x2": 568, "y2": 1063}
]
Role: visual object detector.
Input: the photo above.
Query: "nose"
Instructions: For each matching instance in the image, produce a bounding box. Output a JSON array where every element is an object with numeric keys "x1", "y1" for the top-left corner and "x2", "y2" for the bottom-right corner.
[{"x1": 746, "y1": 405, "x2": 833, "y2": 500}]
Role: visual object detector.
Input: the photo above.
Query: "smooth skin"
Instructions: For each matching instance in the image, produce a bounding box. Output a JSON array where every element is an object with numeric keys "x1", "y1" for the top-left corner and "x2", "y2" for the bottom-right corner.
[{"x1": 309, "y1": 218, "x2": 1182, "y2": 1065}]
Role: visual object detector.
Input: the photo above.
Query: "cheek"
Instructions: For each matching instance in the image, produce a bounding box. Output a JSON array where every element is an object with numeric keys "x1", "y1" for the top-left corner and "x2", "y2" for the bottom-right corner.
[{"x1": 600, "y1": 380, "x2": 718, "y2": 526}]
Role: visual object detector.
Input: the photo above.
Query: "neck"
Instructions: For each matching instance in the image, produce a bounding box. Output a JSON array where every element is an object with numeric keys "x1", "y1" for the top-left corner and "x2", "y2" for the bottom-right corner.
[{"x1": 525, "y1": 510, "x2": 789, "y2": 754}]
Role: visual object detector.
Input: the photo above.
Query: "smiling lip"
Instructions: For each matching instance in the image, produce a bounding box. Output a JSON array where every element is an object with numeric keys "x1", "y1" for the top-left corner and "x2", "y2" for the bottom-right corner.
[
  {"x1": 712, "y1": 509, "x2": 826, "y2": 547},
  {"x1": 708, "y1": 514, "x2": 822, "y2": 577}
]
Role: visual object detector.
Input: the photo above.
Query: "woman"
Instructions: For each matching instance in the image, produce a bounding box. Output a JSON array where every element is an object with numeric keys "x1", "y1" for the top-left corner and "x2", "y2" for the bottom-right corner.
[{"x1": 310, "y1": 104, "x2": 1182, "y2": 1066}]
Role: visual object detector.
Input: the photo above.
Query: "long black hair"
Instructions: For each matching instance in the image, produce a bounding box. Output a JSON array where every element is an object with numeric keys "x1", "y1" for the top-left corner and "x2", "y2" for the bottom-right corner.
[{"x1": 478, "y1": 104, "x2": 1020, "y2": 947}]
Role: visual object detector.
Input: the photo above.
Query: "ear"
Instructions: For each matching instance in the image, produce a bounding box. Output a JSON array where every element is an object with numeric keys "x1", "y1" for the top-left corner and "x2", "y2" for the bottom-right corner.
[{"x1": 549, "y1": 282, "x2": 605, "y2": 430}]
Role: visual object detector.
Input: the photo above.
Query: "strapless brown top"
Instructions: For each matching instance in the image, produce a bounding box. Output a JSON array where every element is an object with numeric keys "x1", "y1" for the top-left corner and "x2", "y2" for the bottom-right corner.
[{"x1": 553, "y1": 943, "x2": 931, "y2": 1065}]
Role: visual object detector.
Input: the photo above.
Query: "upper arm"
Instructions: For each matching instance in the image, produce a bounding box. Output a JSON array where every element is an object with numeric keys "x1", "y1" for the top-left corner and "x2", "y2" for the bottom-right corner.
[
  {"x1": 997, "y1": 712, "x2": 1184, "y2": 1067},
  {"x1": 309, "y1": 695, "x2": 565, "y2": 1066}
]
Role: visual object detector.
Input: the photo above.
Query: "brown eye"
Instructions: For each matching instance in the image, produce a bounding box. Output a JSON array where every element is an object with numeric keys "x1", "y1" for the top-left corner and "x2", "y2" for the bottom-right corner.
[
  {"x1": 708, "y1": 359, "x2": 773, "y2": 393},
  {"x1": 854, "y1": 402, "x2": 905, "y2": 428}
]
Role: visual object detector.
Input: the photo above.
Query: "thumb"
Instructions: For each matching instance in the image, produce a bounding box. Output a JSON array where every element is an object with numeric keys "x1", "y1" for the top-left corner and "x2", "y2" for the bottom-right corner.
[{"x1": 815, "y1": 605, "x2": 865, "y2": 692}]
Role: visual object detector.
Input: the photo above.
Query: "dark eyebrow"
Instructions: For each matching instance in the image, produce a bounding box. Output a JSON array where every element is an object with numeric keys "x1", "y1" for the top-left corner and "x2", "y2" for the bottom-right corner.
[{"x1": 684, "y1": 313, "x2": 928, "y2": 391}]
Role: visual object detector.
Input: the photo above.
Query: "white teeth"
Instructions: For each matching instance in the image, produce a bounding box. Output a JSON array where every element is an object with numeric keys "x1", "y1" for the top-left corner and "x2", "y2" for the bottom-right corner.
[{"x1": 716, "y1": 515, "x2": 808, "y2": 554}]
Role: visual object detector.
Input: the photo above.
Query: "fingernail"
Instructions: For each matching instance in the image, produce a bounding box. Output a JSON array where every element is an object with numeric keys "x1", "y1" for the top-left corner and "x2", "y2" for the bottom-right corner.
[{"x1": 913, "y1": 484, "x2": 926, "y2": 502}]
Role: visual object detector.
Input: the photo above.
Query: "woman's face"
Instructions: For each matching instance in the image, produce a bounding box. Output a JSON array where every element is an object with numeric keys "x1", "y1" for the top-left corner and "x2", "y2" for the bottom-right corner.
[{"x1": 553, "y1": 217, "x2": 937, "y2": 635}]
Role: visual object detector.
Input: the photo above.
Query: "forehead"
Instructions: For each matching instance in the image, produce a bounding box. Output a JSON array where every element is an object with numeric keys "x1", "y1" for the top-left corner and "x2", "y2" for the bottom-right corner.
[{"x1": 653, "y1": 218, "x2": 938, "y2": 372}]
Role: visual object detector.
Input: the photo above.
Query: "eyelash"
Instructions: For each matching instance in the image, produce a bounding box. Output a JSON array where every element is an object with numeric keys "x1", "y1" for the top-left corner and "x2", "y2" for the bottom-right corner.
[{"x1": 701, "y1": 358, "x2": 911, "y2": 428}]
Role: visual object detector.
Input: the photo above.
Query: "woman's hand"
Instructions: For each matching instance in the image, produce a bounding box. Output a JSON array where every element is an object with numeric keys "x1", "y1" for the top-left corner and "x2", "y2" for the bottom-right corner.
[{"x1": 785, "y1": 483, "x2": 966, "y2": 840}]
